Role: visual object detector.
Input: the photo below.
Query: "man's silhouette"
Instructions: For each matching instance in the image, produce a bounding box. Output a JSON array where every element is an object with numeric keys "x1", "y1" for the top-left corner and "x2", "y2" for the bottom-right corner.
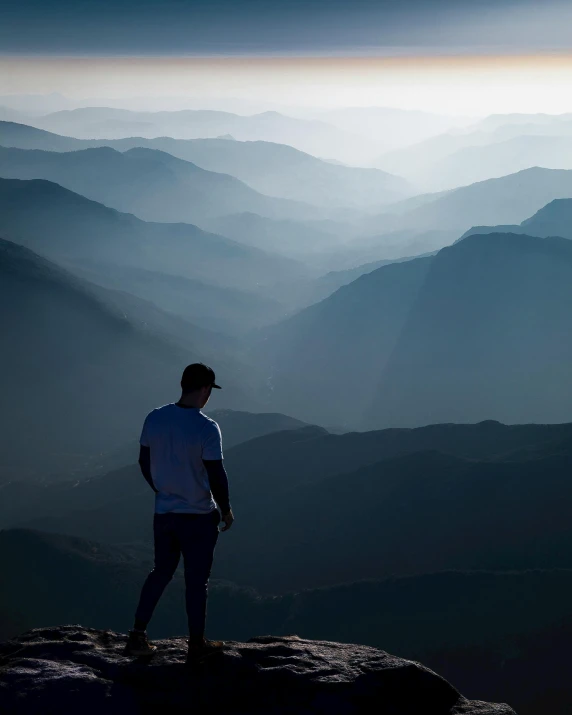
[{"x1": 126, "y1": 363, "x2": 234, "y2": 660}]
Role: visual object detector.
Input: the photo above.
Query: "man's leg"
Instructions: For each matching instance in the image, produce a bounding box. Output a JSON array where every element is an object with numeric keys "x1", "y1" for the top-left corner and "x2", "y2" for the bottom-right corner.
[
  {"x1": 133, "y1": 513, "x2": 181, "y2": 630},
  {"x1": 178, "y1": 510, "x2": 220, "y2": 644}
]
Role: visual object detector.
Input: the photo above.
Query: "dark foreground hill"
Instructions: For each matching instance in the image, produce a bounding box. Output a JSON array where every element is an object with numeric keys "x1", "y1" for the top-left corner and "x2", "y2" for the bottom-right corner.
[
  {"x1": 0, "y1": 626, "x2": 513, "y2": 715},
  {"x1": 3, "y1": 420, "x2": 569, "y2": 532},
  {"x1": 4, "y1": 421, "x2": 572, "y2": 597},
  {"x1": 217, "y1": 446, "x2": 572, "y2": 592},
  {"x1": 0, "y1": 529, "x2": 562, "y2": 712}
]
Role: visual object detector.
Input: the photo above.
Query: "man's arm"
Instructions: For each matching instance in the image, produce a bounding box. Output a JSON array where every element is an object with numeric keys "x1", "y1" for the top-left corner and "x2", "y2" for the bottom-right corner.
[
  {"x1": 202, "y1": 421, "x2": 234, "y2": 531},
  {"x1": 139, "y1": 445, "x2": 158, "y2": 493},
  {"x1": 203, "y1": 459, "x2": 231, "y2": 515}
]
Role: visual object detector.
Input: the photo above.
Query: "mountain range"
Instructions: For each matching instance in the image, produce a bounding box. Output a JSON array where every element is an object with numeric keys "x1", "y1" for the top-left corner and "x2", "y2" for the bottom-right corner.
[
  {"x1": 425, "y1": 134, "x2": 572, "y2": 190},
  {"x1": 0, "y1": 144, "x2": 321, "y2": 225},
  {"x1": 146, "y1": 135, "x2": 409, "y2": 208},
  {"x1": 0, "y1": 177, "x2": 304, "y2": 293},
  {"x1": 22, "y1": 107, "x2": 378, "y2": 165},
  {"x1": 367, "y1": 232, "x2": 572, "y2": 427},
  {"x1": 277, "y1": 164, "x2": 572, "y2": 262},
  {"x1": 256, "y1": 231, "x2": 572, "y2": 428},
  {"x1": 376, "y1": 112, "x2": 572, "y2": 190},
  {"x1": 1, "y1": 178, "x2": 388, "y2": 331},
  {"x1": 380, "y1": 167, "x2": 572, "y2": 233},
  {"x1": 462, "y1": 195, "x2": 572, "y2": 241},
  {"x1": 206, "y1": 408, "x2": 309, "y2": 449},
  {"x1": 4, "y1": 420, "x2": 572, "y2": 587},
  {"x1": 0, "y1": 121, "x2": 411, "y2": 209},
  {"x1": 16, "y1": 122, "x2": 572, "y2": 266}
]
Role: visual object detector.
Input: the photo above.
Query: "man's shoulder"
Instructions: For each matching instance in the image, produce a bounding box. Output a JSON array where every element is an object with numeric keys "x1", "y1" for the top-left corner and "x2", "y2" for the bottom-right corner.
[
  {"x1": 198, "y1": 412, "x2": 221, "y2": 433},
  {"x1": 145, "y1": 403, "x2": 175, "y2": 421}
]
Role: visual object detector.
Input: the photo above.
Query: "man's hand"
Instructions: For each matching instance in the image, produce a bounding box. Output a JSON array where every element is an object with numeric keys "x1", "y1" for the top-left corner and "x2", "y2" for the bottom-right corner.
[{"x1": 220, "y1": 509, "x2": 234, "y2": 532}]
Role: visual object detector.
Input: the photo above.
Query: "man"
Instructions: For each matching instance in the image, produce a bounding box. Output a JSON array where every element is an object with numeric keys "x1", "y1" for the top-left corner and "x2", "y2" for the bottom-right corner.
[{"x1": 125, "y1": 363, "x2": 234, "y2": 661}]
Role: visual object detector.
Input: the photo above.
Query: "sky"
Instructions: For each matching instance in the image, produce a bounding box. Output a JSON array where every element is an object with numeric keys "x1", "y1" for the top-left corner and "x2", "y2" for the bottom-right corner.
[
  {"x1": 2, "y1": 0, "x2": 572, "y2": 115},
  {"x1": 3, "y1": 0, "x2": 572, "y2": 56}
]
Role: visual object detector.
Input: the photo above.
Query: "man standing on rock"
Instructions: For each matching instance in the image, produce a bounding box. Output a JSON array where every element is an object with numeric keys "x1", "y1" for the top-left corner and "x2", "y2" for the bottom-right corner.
[{"x1": 126, "y1": 363, "x2": 234, "y2": 661}]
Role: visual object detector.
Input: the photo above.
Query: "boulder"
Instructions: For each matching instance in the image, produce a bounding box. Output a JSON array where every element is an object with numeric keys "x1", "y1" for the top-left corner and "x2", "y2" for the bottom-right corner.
[{"x1": 0, "y1": 626, "x2": 516, "y2": 714}]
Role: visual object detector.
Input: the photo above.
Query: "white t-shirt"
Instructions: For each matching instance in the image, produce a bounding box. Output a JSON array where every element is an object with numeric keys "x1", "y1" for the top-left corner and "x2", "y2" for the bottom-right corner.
[{"x1": 139, "y1": 403, "x2": 223, "y2": 514}]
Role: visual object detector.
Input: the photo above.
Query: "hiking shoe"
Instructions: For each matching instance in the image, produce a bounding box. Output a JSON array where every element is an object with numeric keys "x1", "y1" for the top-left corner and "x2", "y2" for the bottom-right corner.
[
  {"x1": 186, "y1": 638, "x2": 225, "y2": 664},
  {"x1": 125, "y1": 630, "x2": 157, "y2": 657}
]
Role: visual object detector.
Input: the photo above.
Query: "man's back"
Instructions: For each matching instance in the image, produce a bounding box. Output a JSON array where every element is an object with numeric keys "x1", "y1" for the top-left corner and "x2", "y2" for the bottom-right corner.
[{"x1": 140, "y1": 403, "x2": 223, "y2": 515}]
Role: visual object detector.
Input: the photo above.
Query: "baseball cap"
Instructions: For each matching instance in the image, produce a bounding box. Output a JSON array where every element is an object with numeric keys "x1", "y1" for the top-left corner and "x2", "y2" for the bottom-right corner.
[{"x1": 181, "y1": 363, "x2": 221, "y2": 391}]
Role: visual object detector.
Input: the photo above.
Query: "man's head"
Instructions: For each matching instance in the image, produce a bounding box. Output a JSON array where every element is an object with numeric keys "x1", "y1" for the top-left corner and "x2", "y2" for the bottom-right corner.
[{"x1": 180, "y1": 363, "x2": 221, "y2": 408}]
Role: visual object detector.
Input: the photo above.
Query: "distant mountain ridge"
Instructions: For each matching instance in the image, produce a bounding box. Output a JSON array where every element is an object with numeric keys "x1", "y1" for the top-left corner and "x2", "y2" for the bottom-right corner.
[
  {"x1": 22, "y1": 106, "x2": 378, "y2": 164},
  {"x1": 427, "y1": 134, "x2": 572, "y2": 190},
  {"x1": 376, "y1": 112, "x2": 572, "y2": 191},
  {"x1": 0, "y1": 122, "x2": 412, "y2": 208},
  {"x1": 461, "y1": 196, "x2": 572, "y2": 241},
  {"x1": 0, "y1": 178, "x2": 305, "y2": 292},
  {"x1": 0, "y1": 144, "x2": 321, "y2": 225},
  {"x1": 384, "y1": 167, "x2": 572, "y2": 233},
  {"x1": 313, "y1": 106, "x2": 471, "y2": 152},
  {"x1": 206, "y1": 409, "x2": 310, "y2": 448}
]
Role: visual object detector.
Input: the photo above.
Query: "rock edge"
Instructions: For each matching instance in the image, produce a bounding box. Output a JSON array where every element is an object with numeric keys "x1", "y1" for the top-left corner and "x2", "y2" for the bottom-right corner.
[{"x1": 0, "y1": 626, "x2": 516, "y2": 714}]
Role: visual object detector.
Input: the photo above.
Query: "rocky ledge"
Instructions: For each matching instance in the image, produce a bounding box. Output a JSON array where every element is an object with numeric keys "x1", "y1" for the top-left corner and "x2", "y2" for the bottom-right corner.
[{"x1": 0, "y1": 626, "x2": 516, "y2": 714}]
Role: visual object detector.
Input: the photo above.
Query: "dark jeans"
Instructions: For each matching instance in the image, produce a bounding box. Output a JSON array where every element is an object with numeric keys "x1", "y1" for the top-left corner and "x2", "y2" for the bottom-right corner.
[{"x1": 134, "y1": 510, "x2": 220, "y2": 641}]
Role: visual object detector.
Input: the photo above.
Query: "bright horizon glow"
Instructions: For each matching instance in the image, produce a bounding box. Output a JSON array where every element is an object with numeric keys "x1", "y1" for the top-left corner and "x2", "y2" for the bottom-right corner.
[{"x1": 3, "y1": 54, "x2": 572, "y2": 116}]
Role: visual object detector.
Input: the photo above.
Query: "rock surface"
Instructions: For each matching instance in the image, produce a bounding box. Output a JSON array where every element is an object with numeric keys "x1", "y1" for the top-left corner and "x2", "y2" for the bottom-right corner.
[{"x1": 0, "y1": 626, "x2": 516, "y2": 714}]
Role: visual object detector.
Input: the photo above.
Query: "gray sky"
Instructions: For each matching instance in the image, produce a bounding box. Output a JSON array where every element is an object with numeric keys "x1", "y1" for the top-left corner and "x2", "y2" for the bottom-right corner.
[{"x1": 2, "y1": 0, "x2": 572, "y2": 56}]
